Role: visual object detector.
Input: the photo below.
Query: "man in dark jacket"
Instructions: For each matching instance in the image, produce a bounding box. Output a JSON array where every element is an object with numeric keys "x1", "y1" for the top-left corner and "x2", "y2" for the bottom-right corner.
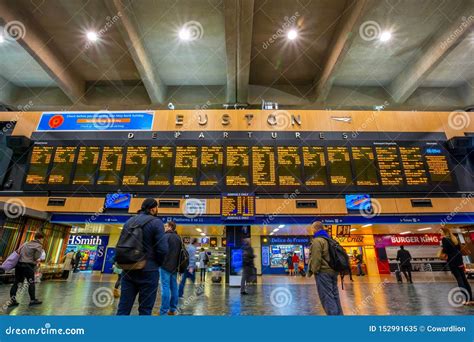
[
  {"x1": 117, "y1": 198, "x2": 168, "y2": 315},
  {"x1": 241, "y1": 238, "x2": 255, "y2": 295},
  {"x1": 159, "y1": 221, "x2": 182, "y2": 315},
  {"x1": 396, "y1": 245, "x2": 413, "y2": 283}
]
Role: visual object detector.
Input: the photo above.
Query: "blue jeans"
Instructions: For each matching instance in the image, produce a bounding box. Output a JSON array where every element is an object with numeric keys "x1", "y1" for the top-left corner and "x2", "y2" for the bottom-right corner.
[
  {"x1": 160, "y1": 268, "x2": 178, "y2": 315},
  {"x1": 315, "y1": 272, "x2": 343, "y2": 316},
  {"x1": 117, "y1": 269, "x2": 159, "y2": 315},
  {"x1": 178, "y1": 269, "x2": 196, "y2": 297}
]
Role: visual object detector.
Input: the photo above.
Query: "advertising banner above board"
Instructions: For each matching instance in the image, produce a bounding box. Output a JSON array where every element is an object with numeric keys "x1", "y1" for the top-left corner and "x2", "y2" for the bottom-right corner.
[
  {"x1": 374, "y1": 234, "x2": 441, "y2": 247},
  {"x1": 37, "y1": 111, "x2": 154, "y2": 131}
]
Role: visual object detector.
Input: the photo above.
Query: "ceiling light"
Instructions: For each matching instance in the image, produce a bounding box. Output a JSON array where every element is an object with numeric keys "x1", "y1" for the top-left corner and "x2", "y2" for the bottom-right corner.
[
  {"x1": 200, "y1": 233, "x2": 205, "y2": 236},
  {"x1": 379, "y1": 31, "x2": 392, "y2": 42},
  {"x1": 273, "y1": 228, "x2": 280, "y2": 232},
  {"x1": 196, "y1": 228, "x2": 202, "y2": 232},
  {"x1": 287, "y1": 29, "x2": 298, "y2": 40},
  {"x1": 86, "y1": 31, "x2": 99, "y2": 42},
  {"x1": 362, "y1": 224, "x2": 372, "y2": 228},
  {"x1": 350, "y1": 228, "x2": 357, "y2": 232},
  {"x1": 0, "y1": 34, "x2": 4, "y2": 44},
  {"x1": 278, "y1": 224, "x2": 285, "y2": 228},
  {"x1": 400, "y1": 231, "x2": 411, "y2": 235},
  {"x1": 417, "y1": 227, "x2": 432, "y2": 231},
  {"x1": 179, "y1": 28, "x2": 191, "y2": 41}
]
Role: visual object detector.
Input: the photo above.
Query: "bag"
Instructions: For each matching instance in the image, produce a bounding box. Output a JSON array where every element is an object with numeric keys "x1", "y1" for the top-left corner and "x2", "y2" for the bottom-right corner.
[
  {"x1": 0, "y1": 245, "x2": 24, "y2": 271},
  {"x1": 116, "y1": 216, "x2": 155, "y2": 270},
  {"x1": 322, "y1": 237, "x2": 350, "y2": 273},
  {"x1": 395, "y1": 263, "x2": 403, "y2": 283},
  {"x1": 178, "y1": 240, "x2": 190, "y2": 274},
  {"x1": 112, "y1": 264, "x2": 122, "y2": 275}
]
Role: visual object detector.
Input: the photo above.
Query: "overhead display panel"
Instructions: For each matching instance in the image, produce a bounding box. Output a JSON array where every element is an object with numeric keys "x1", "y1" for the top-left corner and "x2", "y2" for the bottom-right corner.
[
  {"x1": 375, "y1": 146, "x2": 404, "y2": 186},
  {"x1": 200, "y1": 146, "x2": 223, "y2": 186},
  {"x1": 252, "y1": 146, "x2": 276, "y2": 186},
  {"x1": 123, "y1": 146, "x2": 148, "y2": 186},
  {"x1": 97, "y1": 146, "x2": 124, "y2": 185},
  {"x1": 277, "y1": 146, "x2": 301, "y2": 186},
  {"x1": 399, "y1": 146, "x2": 429, "y2": 186},
  {"x1": 26, "y1": 146, "x2": 54, "y2": 184},
  {"x1": 148, "y1": 146, "x2": 173, "y2": 186},
  {"x1": 302, "y1": 146, "x2": 327, "y2": 186},
  {"x1": 423, "y1": 146, "x2": 452, "y2": 184},
  {"x1": 173, "y1": 146, "x2": 198, "y2": 186},
  {"x1": 221, "y1": 193, "x2": 255, "y2": 220},
  {"x1": 226, "y1": 146, "x2": 250, "y2": 186},
  {"x1": 48, "y1": 146, "x2": 76, "y2": 185},
  {"x1": 72, "y1": 146, "x2": 100, "y2": 185},
  {"x1": 351, "y1": 147, "x2": 379, "y2": 186},
  {"x1": 327, "y1": 147, "x2": 353, "y2": 186}
]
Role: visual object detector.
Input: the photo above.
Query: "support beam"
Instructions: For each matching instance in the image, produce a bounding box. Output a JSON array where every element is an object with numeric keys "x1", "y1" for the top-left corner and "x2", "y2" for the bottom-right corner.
[
  {"x1": 104, "y1": 0, "x2": 166, "y2": 105},
  {"x1": 0, "y1": 0, "x2": 85, "y2": 104},
  {"x1": 224, "y1": 0, "x2": 254, "y2": 104},
  {"x1": 388, "y1": 5, "x2": 474, "y2": 104},
  {"x1": 314, "y1": 0, "x2": 373, "y2": 103},
  {"x1": 0, "y1": 75, "x2": 18, "y2": 105}
]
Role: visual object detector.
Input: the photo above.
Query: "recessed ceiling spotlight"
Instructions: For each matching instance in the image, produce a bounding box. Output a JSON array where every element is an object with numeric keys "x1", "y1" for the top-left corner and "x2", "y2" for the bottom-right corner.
[
  {"x1": 400, "y1": 231, "x2": 411, "y2": 235},
  {"x1": 196, "y1": 228, "x2": 202, "y2": 232},
  {"x1": 379, "y1": 31, "x2": 392, "y2": 42},
  {"x1": 350, "y1": 228, "x2": 357, "y2": 232},
  {"x1": 278, "y1": 224, "x2": 285, "y2": 228},
  {"x1": 287, "y1": 29, "x2": 298, "y2": 40},
  {"x1": 179, "y1": 27, "x2": 191, "y2": 41},
  {"x1": 200, "y1": 232, "x2": 205, "y2": 236},
  {"x1": 417, "y1": 227, "x2": 432, "y2": 231},
  {"x1": 362, "y1": 224, "x2": 373, "y2": 228},
  {"x1": 273, "y1": 228, "x2": 280, "y2": 232},
  {"x1": 86, "y1": 31, "x2": 99, "y2": 42},
  {"x1": 0, "y1": 34, "x2": 4, "y2": 44}
]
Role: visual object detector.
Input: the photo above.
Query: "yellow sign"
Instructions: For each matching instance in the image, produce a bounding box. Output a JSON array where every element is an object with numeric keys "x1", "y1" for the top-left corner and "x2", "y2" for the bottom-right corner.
[{"x1": 334, "y1": 235, "x2": 374, "y2": 246}]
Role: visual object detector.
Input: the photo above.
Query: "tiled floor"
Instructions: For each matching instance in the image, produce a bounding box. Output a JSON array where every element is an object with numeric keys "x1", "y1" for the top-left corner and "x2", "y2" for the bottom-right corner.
[{"x1": 1, "y1": 272, "x2": 473, "y2": 316}]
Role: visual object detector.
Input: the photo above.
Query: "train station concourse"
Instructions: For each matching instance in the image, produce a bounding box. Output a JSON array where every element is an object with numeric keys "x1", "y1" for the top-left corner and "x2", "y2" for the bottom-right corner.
[{"x1": 0, "y1": 0, "x2": 473, "y2": 326}]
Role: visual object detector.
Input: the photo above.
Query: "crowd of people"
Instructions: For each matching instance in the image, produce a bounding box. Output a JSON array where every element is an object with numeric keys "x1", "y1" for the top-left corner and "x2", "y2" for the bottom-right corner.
[{"x1": 1, "y1": 198, "x2": 472, "y2": 315}]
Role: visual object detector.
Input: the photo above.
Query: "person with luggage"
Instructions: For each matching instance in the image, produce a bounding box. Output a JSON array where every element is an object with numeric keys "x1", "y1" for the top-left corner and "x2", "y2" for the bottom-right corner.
[
  {"x1": 396, "y1": 245, "x2": 413, "y2": 283},
  {"x1": 354, "y1": 250, "x2": 365, "y2": 276},
  {"x1": 286, "y1": 253, "x2": 294, "y2": 276},
  {"x1": 178, "y1": 238, "x2": 199, "y2": 298},
  {"x1": 61, "y1": 250, "x2": 75, "y2": 280},
  {"x1": 292, "y1": 253, "x2": 300, "y2": 276},
  {"x1": 198, "y1": 248, "x2": 209, "y2": 283},
  {"x1": 73, "y1": 250, "x2": 82, "y2": 273},
  {"x1": 116, "y1": 198, "x2": 169, "y2": 315},
  {"x1": 307, "y1": 221, "x2": 343, "y2": 315},
  {"x1": 241, "y1": 238, "x2": 255, "y2": 295},
  {"x1": 8, "y1": 231, "x2": 45, "y2": 307}
]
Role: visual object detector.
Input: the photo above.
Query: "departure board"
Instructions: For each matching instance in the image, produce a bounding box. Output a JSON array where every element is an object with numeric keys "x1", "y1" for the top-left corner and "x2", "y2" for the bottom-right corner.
[
  {"x1": 352, "y1": 147, "x2": 379, "y2": 186},
  {"x1": 375, "y1": 146, "x2": 404, "y2": 186},
  {"x1": 73, "y1": 146, "x2": 100, "y2": 185},
  {"x1": 252, "y1": 146, "x2": 276, "y2": 186},
  {"x1": 97, "y1": 147, "x2": 124, "y2": 185},
  {"x1": 174, "y1": 146, "x2": 198, "y2": 186},
  {"x1": 399, "y1": 147, "x2": 429, "y2": 185},
  {"x1": 200, "y1": 146, "x2": 223, "y2": 186},
  {"x1": 48, "y1": 146, "x2": 76, "y2": 185},
  {"x1": 226, "y1": 146, "x2": 250, "y2": 186},
  {"x1": 302, "y1": 146, "x2": 327, "y2": 186},
  {"x1": 148, "y1": 146, "x2": 173, "y2": 186},
  {"x1": 424, "y1": 147, "x2": 452, "y2": 183},
  {"x1": 221, "y1": 193, "x2": 255, "y2": 220},
  {"x1": 327, "y1": 147, "x2": 353, "y2": 185},
  {"x1": 26, "y1": 146, "x2": 54, "y2": 184},
  {"x1": 123, "y1": 146, "x2": 148, "y2": 186},
  {"x1": 277, "y1": 146, "x2": 301, "y2": 186}
]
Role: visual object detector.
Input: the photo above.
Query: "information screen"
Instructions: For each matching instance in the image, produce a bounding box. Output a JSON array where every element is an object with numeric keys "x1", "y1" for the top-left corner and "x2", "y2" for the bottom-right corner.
[
  {"x1": 48, "y1": 146, "x2": 76, "y2": 185},
  {"x1": 226, "y1": 146, "x2": 250, "y2": 186},
  {"x1": 221, "y1": 193, "x2": 255, "y2": 220},
  {"x1": 399, "y1": 146, "x2": 429, "y2": 185},
  {"x1": 327, "y1": 147, "x2": 353, "y2": 185},
  {"x1": 302, "y1": 146, "x2": 327, "y2": 186},
  {"x1": 97, "y1": 146, "x2": 124, "y2": 185},
  {"x1": 73, "y1": 146, "x2": 100, "y2": 185},
  {"x1": 277, "y1": 146, "x2": 301, "y2": 186},
  {"x1": 26, "y1": 146, "x2": 54, "y2": 184},
  {"x1": 424, "y1": 147, "x2": 452, "y2": 183},
  {"x1": 173, "y1": 146, "x2": 198, "y2": 186},
  {"x1": 200, "y1": 146, "x2": 223, "y2": 186},
  {"x1": 375, "y1": 146, "x2": 404, "y2": 186},
  {"x1": 148, "y1": 146, "x2": 173, "y2": 186},
  {"x1": 123, "y1": 146, "x2": 148, "y2": 186},
  {"x1": 352, "y1": 147, "x2": 379, "y2": 186},
  {"x1": 252, "y1": 146, "x2": 276, "y2": 186}
]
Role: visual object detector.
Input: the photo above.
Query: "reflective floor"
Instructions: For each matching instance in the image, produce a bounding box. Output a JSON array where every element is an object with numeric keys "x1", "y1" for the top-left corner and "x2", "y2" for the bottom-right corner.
[{"x1": 1, "y1": 272, "x2": 473, "y2": 316}]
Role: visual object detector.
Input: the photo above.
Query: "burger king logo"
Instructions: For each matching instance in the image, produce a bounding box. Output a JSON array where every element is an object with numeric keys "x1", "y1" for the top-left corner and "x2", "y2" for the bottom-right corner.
[{"x1": 48, "y1": 115, "x2": 64, "y2": 129}]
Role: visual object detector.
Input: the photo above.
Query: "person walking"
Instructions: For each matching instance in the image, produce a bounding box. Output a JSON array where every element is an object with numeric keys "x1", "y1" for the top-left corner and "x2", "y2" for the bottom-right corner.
[
  {"x1": 159, "y1": 221, "x2": 182, "y2": 316},
  {"x1": 308, "y1": 221, "x2": 343, "y2": 315},
  {"x1": 116, "y1": 198, "x2": 168, "y2": 315},
  {"x1": 396, "y1": 245, "x2": 413, "y2": 283},
  {"x1": 354, "y1": 250, "x2": 365, "y2": 276},
  {"x1": 292, "y1": 253, "x2": 300, "y2": 276},
  {"x1": 178, "y1": 238, "x2": 199, "y2": 298},
  {"x1": 73, "y1": 250, "x2": 82, "y2": 273},
  {"x1": 240, "y1": 238, "x2": 255, "y2": 295},
  {"x1": 287, "y1": 253, "x2": 294, "y2": 276},
  {"x1": 198, "y1": 248, "x2": 209, "y2": 283},
  {"x1": 439, "y1": 227, "x2": 473, "y2": 305},
  {"x1": 8, "y1": 231, "x2": 45, "y2": 307},
  {"x1": 61, "y1": 250, "x2": 75, "y2": 280}
]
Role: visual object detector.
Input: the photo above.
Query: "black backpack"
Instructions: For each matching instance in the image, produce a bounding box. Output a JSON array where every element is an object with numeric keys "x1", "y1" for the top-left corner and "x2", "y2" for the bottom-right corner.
[
  {"x1": 116, "y1": 215, "x2": 155, "y2": 270},
  {"x1": 178, "y1": 241, "x2": 190, "y2": 274},
  {"x1": 322, "y1": 237, "x2": 350, "y2": 273}
]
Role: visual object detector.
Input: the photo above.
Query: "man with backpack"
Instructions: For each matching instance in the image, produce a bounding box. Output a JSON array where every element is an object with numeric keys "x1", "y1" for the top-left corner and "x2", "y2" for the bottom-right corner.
[
  {"x1": 116, "y1": 198, "x2": 168, "y2": 315},
  {"x1": 159, "y1": 221, "x2": 182, "y2": 315},
  {"x1": 308, "y1": 221, "x2": 344, "y2": 315}
]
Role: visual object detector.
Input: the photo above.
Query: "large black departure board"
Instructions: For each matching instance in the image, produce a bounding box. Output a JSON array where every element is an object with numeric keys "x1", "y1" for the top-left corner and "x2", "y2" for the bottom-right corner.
[
  {"x1": 424, "y1": 147, "x2": 452, "y2": 183},
  {"x1": 72, "y1": 146, "x2": 100, "y2": 185},
  {"x1": 26, "y1": 146, "x2": 54, "y2": 184},
  {"x1": 252, "y1": 146, "x2": 276, "y2": 186},
  {"x1": 48, "y1": 146, "x2": 76, "y2": 185},
  {"x1": 148, "y1": 146, "x2": 173, "y2": 186},
  {"x1": 399, "y1": 147, "x2": 429, "y2": 186},
  {"x1": 352, "y1": 147, "x2": 379, "y2": 186},
  {"x1": 123, "y1": 146, "x2": 148, "y2": 186},
  {"x1": 327, "y1": 147, "x2": 352, "y2": 185},
  {"x1": 97, "y1": 147, "x2": 124, "y2": 185},
  {"x1": 277, "y1": 146, "x2": 301, "y2": 186},
  {"x1": 226, "y1": 146, "x2": 250, "y2": 186},
  {"x1": 200, "y1": 146, "x2": 223, "y2": 186},
  {"x1": 302, "y1": 146, "x2": 327, "y2": 186},
  {"x1": 375, "y1": 146, "x2": 404, "y2": 186},
  {"x1": 174, "y1": 146, "x2": 198, "y2": 186}
]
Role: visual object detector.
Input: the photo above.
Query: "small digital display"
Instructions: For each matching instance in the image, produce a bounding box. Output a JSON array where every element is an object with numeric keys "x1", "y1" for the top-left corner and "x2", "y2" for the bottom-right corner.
[
  {"x1": 97, "y1": 146, "x2": 124, "y2": 185},
  {"x1": 148, "y1": 146, "x2": 173, "y2": 186},
  {"x1": 200, "y1": 146, "x2": 223, "y2": 186},
  {"x1": 26, "y1": 146, "x2": 54, "y2": 184},
  {"x1": 252, "y1": 146, "x2": 276, "y2": 186},
  {"x1": 327, "y1": 147, "x2": 353, "y2": 185},
  {"x1": 123, "y1": 146, "x2": 148, "y2": 186},
  {"x1": 105, "y1": 193, "x2": 131, "y2": 209},
  {"x1": 352, "y1": 147, "x2": 379, "y2": 186},
  {"x1": 302, "y1": 146, "x2": 327, "y2": 186},
  {"x1": 226, "y1": 146, "x2": 250, "y2": 186},
  {"x1": 173, "y1": 146, "x2": 198, "y2": 186},
  {"x1": 221, "y1": 193, "x2": 255, "y2": 220},
  {"x1": 73, "y1": 146, "x2": 100, "y2": 185},
  {"x1": 277, "y1": 146, "x2": 301, "y2": 186},
  {"x1": 345, "y1": 194, "x2": 371, "y2": 211},
  {"x1": 48, "y1": 146, "x2": 76, "y2": 185}
]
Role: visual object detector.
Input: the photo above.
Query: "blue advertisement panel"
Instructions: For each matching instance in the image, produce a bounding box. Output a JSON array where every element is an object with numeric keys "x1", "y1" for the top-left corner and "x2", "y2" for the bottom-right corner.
[
  {"x1": 36, "y1": 111, "x2": 154, "y2": 131},
  {"x1": 67, "y1": 235, "x2": 109, "y2": 272}
]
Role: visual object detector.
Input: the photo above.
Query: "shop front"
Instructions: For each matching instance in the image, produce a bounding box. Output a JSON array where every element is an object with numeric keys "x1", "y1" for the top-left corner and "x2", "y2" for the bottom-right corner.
[
  {"x1": 66, "y1": 235, "x2": 109, "y2": 272},
  {"x1": 261, "y1": 236, "x2": 311, "y2": 275},
  {"x1": 334, "y1": 235, "x2": 377, "y2": 276}
]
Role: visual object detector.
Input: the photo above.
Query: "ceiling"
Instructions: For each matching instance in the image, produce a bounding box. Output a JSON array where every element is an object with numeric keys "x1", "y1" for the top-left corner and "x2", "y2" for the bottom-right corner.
[{"x1": 0, "y1": 0, "x2": 473, "y2": 111}]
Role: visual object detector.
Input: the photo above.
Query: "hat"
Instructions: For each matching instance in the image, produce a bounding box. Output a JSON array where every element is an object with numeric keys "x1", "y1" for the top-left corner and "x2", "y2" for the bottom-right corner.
[{"x1": 141, "y1": 198, "x2": 158, "y2": 211}]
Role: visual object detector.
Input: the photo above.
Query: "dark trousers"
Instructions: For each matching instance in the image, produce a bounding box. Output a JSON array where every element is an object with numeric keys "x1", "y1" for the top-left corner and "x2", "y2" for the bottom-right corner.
[
  {"x1": 451, "y1": 265, "x2": 473, "y2": 302},
  {"x1": 10, "y1": 263, "x2": 36, "y2": 301},
  {"x1": 61, "y1": 270, "x2": 70, "y2": 279},
  {"x1": 200, "y1": 268, "x2": 206, "y2": 282},
  {"x1": 240, "y1": 266, "x2": 253, "y2": 293},
  {"x1": 401, "y1": 264, "x2": 413, "y2": 282},
  {"x1": 178, "y1": 269, "x2": 196, "y2": 297},
  {"x1": 116, "y1": 270, "x2": 159, "y2": 315},
  {"x1": 315, "y1": 272, "x2": 343, "y2": 315}
]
